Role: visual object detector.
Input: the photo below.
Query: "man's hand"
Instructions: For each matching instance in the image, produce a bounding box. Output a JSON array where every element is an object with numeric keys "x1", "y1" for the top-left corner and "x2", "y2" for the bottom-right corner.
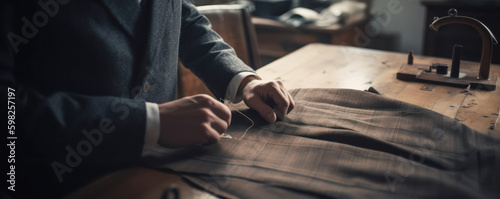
[
  {"x1": 157, "y1": 94, "x2": 231, "y2": 148},
  {"x1": 239, "y1": 76, "x2": 295, "y2": 123}
]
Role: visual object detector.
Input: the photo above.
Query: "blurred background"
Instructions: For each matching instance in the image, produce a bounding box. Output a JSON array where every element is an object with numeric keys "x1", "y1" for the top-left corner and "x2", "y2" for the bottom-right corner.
[{"x1": 188, "y1": 0, "x2": 500, "y2": 66}]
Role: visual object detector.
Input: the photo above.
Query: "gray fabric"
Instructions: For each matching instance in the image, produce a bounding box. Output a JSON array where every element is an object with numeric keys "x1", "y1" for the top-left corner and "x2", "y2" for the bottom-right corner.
[{"x1": 144, "y1": 88, "x2": 500, "y2": 199}]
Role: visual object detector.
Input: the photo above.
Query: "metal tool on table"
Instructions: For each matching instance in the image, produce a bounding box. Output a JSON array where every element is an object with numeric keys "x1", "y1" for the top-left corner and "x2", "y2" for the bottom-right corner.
[{"x1": 397, "y1": 8, "x2": 498, "y2": 91}]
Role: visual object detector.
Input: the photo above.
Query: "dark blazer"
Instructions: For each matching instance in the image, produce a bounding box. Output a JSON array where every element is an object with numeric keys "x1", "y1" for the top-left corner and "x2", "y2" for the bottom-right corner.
[{"x1": 0, "y1": 0, "x2": 254, "y2": 197}]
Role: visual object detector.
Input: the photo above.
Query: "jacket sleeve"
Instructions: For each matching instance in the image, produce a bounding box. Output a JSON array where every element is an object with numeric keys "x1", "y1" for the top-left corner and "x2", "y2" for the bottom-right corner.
[
  {"x1": 178, "y1": 0, "x2": 255, "y2": 99},
  {"x1": 1, "y1": 2, "x2": 147, "y2": 197}
]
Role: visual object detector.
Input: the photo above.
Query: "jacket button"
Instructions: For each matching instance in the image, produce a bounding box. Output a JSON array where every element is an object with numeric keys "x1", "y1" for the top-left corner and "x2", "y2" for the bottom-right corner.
[{"x1": 143, "y1": 82, "x2": 150, "y2": 92}]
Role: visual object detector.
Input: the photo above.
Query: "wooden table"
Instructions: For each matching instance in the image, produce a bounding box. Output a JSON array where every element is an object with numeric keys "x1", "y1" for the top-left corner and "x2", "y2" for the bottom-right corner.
[{"x1": 257, "y1": 43, "x2": 500, "y2": 138}]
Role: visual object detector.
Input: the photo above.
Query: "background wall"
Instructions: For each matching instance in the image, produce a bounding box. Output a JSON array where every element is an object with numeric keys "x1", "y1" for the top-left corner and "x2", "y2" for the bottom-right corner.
[
  {"x1": 369, "y1": 0, "x2": 500, "y2": 63},
  {"x1": 368, "y1": 0, "x2": 426, "y2": 54},
  {"x1": 192, "y1": 0, "x2": 499, "y2": 61},
  {"x1": 193, "y1": 0, "x2": 429, "y2": 54}
]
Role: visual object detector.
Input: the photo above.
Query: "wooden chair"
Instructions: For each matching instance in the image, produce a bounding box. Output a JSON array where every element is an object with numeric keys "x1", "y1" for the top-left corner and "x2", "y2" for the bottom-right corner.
[{"x1": 177, "y1": 4, "x2": 261, "y2": 98}]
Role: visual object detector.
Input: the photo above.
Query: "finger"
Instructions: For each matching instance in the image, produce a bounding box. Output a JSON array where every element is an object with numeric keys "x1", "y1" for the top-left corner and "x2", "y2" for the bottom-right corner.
[
  {"x1": 246, "y1": 96, "x2": 276, "y2": 123},
  {"x1": 206, "y1": 98, "x2": 232, "y2": 127},
  {"x1": 203, "y1": 125, "x2": 221, "y2": 145},
  {"x1": 268, "y1": 85, "x2": 290, "y2": 120},
  {"x1": 281, "y1": 87, "x2": 295, "y2": 113},
  {"x1": 190, "y1": 95, "x2": 231, "y2": 126},
  {"x1": 287, "y1": 93, "x2": 295, "y2": 113},
  {"x1": 278, "y1": 87, "x2": 290, "y2": 118},
  {"x1": 210, "y1": 114, "x2": 229, "y2": 135}
]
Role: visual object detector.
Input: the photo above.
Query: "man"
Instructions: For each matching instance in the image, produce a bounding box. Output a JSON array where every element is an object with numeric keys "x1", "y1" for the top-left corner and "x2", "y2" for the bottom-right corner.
[{"x1": 1, "y1": 0, "x2": 294, "y2": 197}]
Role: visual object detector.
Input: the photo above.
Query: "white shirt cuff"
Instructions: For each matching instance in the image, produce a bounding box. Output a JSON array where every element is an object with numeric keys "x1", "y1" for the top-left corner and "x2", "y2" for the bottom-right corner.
[
  {"x1": 142, "y1": 72, "x2": 258, "y2": 151},
  {"x1": 144, "y1": 102, "x2": 160, "y2": 147},
  {"x1": 225, "y1": 72, "x2": 261, "y2": 103}
]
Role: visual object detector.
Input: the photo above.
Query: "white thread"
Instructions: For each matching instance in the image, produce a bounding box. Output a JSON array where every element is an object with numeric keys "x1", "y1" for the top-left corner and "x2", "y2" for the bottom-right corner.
[{"x1": 221, "y1": 98, "x2": 254, "y2": 140}]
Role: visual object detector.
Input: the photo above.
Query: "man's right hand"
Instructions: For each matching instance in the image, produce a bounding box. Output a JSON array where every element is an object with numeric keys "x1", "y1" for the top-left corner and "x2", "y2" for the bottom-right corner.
[{"x1": 157, "y1": 94, "x2": 231, "y2": 148}]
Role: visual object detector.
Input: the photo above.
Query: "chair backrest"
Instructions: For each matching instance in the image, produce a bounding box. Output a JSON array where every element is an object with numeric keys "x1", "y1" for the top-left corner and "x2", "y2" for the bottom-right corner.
[
  {"x1": 177, "y1": 4, "x2": 261, "y2": 98},
  {"x1": 197, "y1": 4, "x2": 261, "y2": 69}
]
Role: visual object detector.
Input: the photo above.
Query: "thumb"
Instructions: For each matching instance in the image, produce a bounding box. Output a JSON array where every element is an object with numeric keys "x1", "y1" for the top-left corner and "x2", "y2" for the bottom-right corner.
[{"x1": 246, "y1": 96, "x2": 276, "y2": 123}]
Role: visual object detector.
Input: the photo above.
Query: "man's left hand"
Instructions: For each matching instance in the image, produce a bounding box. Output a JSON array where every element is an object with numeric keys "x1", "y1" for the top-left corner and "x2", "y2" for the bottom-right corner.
[{"x1": 238, "y1": 76, "x2": 295, "y2": 123}]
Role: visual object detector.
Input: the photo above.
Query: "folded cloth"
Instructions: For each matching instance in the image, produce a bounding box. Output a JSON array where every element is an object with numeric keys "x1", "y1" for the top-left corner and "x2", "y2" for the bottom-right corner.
[{"x1": 143, "y1": 88, "x2": 500, "y2": 199}]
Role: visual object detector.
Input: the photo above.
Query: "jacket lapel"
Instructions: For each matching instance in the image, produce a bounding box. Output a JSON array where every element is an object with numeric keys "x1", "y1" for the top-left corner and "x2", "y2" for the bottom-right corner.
[
  {"x1": 99, "y1": 0, "x2": 174, "y2": 94},
  {"x1": 143, "y1": 0, "x2": 168, "y2": 56},
  {"x1": 99, "y1": 0, "x2": 141, "y2": 38},
  {"x1": 140, "y1": 0, "x2": 169, "y2": 70},
  {"x1": 129, "y1": 0, "x2": 172, "y2": 94}
]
